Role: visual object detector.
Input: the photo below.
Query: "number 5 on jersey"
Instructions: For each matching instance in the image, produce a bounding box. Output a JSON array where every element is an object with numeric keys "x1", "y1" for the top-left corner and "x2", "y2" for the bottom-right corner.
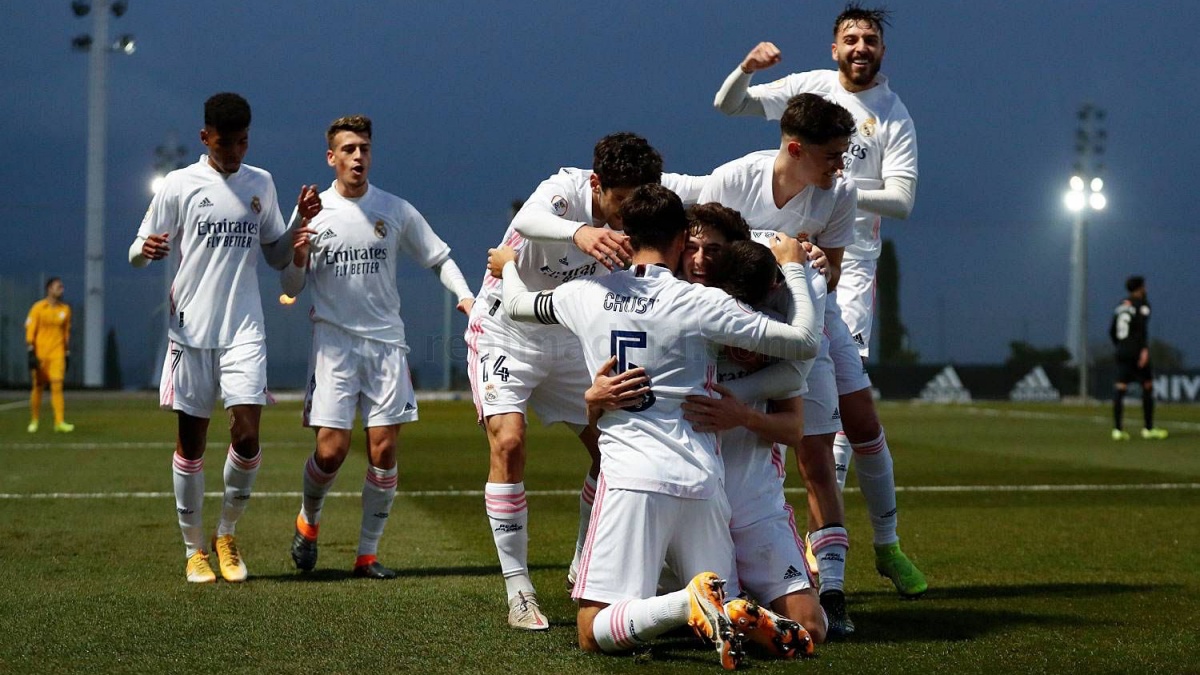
[{"x1": 610, "y1": 330, "x2": 655, "y2": 412}]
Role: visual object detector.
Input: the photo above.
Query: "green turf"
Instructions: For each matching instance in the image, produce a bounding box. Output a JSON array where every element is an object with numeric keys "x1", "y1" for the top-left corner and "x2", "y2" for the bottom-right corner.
[{"x1": 1, "y1": 396, "x2": 1197, "y2": 673}]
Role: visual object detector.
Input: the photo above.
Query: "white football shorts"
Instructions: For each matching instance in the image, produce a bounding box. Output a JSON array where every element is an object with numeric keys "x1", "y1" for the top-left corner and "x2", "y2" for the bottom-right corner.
[
  {"x1": 836, "y1": 258, "x2": 877, "y2": 359},
  {"x1": 571, "y1": 475, "x2": 735, "y2": 605},
  {"x1": 731, "y1": 504, "x2": 815, "y2": 604},
  {"x1": 802, "y1": 336, "x2": 842, "y2": 436},
  {"x1": 159, "y1": 339, "x2": 268, "y2": 417},
  {"x1": 303, "y1": 322, "x2": 418, "y2": 429},
  {"x1": 826, "y1": 291, "x2": 872, "y2": 396},
  {"x1": 465, "y1": 317, "x2": 589, "y2": 426}
]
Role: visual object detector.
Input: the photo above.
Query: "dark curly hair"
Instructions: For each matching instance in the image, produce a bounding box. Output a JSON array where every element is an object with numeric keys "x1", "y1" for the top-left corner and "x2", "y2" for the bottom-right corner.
[
  {"x1": 709, "y1": 241, "x2": 778, "y2": 307},
  {"x1": 593, "y1": 132, "x2": 663, "y2": 190}
]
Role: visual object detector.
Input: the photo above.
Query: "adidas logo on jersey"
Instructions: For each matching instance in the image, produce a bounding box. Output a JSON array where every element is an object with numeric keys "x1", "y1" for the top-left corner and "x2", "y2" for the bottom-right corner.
[
  {"x1": 318, "y1": 229, "x2": 338, "y2": 242},
  {"x1": 558, "y1": 256, "x2": 569, "y2": 266},
  {"x1": 1009, "y1": 366, "x2": 1061, "y2": 402},
  {"x1": 197, "y1": 197, "x2": 213, "y2": 208},
  {"x1": 919, "y1": 366, "x2": 972, "y2": 403},
  {"x1": 783, "y1": 565, "x2": 804, "y2": 580}
]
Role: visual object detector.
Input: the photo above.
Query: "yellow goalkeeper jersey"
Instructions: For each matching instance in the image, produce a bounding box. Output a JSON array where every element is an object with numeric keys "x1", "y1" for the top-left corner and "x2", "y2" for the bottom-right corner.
[{"x1": 25, "y1": 299, "x2": 71, "y2": 360}]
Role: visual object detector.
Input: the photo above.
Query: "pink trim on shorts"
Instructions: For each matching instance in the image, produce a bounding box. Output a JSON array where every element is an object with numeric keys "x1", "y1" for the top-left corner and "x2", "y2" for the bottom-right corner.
[{"x1": 572, "y1": 472, "x2": 607, "y2": 601}]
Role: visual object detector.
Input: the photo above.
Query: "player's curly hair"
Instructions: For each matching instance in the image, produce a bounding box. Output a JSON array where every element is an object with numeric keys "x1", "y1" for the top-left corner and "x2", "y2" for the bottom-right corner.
[
  {"x1": 781, "y1": 93, "x2": 856, "y2": 145},
  {"x1": 709, "y1": 241, "x2": 778, "y2": 307},
  {"x1": 1126, "y1": 276, "x2": 1145, "y2": 293},
  {"x1": 204, "y1": 93, "x2": 251, "y2": 133},
  {"x1": 593, "y1": 132, "x2": 663, "y2": 190},
  {"x1": 834, "y1": 3, "x2": 892, "y2": 37},
  {"x1": 619, "y1": 184, "x2": 686, "y2": 252},
  {"x1": 327, "y1": 115, "x2": 372, "y2": 149},
  {"x1": 687, "y1": 203, "x2": 751, "y2": 242}
]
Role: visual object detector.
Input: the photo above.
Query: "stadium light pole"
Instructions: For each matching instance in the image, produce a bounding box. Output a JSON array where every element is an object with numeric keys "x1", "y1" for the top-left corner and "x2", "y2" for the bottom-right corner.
[
  {"x1": 73, "y1": 0, "x2": 135, "y2": 387},
  {"x1": 1063, "y1": 103, "x2": 1107, "y2": 400}
]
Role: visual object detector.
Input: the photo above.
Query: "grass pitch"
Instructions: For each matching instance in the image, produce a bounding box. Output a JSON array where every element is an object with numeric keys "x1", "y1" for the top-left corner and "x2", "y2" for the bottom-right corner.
[{"x1": 1, "y1": 394, "x2": 1197, "y2": 674}]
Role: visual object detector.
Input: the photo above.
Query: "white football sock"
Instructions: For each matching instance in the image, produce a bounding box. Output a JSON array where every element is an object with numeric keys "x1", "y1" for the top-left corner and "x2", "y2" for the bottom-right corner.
[
  {"x1": 485, "y1": 481, "x2": 534, "y2": 599},
  {"x1": 852, "y1": 430, "x2": 899, "y2": 546},
  {"x1": 591, "y1": 591, "x2": 690, "y2": 652},
  {"x1": 358, "y1": 464, "x2": 398, "y2": 557},
  {"x1": 832, "y1": 432, "x2": 852, "y2": 491},
  {"x1": 172, "y1": 452, "x2": 205, "y2": 557},
  {"x1": 301, "y1": 453, "x2": 338, "y2": 527},
  {"x1": 570, "y1": 473, "x2": 598, "y2": 581},
  {"x1": 217, "y1": 446, "x2": 260, "y2": 537},
  {"x1": 809, "y1": 525, "x2": 849, "y2": 594}
]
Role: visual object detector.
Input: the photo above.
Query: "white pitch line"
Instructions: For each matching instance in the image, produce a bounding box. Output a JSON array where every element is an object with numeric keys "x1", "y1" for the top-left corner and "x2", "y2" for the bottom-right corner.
[
  {"x1": 959, "y1": 405, "x2": 1200, "y2": 431},
  {"x1": 2, "y1": 483, "x2": 1198, "y2": 500}
]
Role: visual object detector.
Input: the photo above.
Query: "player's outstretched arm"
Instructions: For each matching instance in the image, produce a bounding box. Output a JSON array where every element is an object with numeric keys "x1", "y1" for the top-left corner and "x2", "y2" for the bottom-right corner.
[
  {"x1": 499, "y1": 260, "x2": 557, "y2": 324},
  {"x1": 431, "y1": 257, "x2": 475, "y2": 315},
  {"x1": 720, "y1": 358, "x2": 807, "y2": 403},
  {"x1": 684, "y1": 385, "x2": 803, "y2": 448},
  {"x1": 855, "y1": 176, "x2": 917, "y2": 220},
  {"x1": 713, "y1": 42, "x2": 779, "y2": 117},
  {"x1": 730, "y1": 237, "x2": 819, "y2": 361}
]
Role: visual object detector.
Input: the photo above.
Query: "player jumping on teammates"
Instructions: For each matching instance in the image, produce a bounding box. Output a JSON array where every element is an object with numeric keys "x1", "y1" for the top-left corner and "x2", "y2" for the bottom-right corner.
[
  {"x1": 282, "y1": 115, "x2": 475, "y2": 579},
  {"x1": 716, "y1": 4, "x2": 930, "y2": 605}
]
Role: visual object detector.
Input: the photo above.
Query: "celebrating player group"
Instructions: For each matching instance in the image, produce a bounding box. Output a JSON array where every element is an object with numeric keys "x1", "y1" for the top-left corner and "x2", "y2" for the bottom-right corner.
[{"x1": 129, "y1": 3, "x2": 923, "y2": 669}]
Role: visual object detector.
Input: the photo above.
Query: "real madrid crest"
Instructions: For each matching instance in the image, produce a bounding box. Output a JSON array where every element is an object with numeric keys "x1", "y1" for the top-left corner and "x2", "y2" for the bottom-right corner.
[
  {"x1": 484, "y1": 383, "x2": 498, "y2": 402},
  {"x1": 374, "y1": 220, "x2": 386, "y2": 238},
  {"x1": 251, "y1": 196, "x2": 262, "y2": 214},
  {"x1": 860, "y1": 117, "x2": 877, "y2": 138}
]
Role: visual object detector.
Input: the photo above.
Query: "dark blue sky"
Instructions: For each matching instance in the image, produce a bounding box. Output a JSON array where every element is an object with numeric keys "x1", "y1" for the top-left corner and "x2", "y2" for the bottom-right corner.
[{"x1": 3, "y1": 1, "x2": 1198, "y2": 386}]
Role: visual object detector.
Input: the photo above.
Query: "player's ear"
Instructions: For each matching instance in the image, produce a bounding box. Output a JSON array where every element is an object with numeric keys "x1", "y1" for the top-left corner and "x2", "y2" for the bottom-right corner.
[
  {"x1": 589, "y1": 172, "x2": 601, "y2": 193},
  {"x1": 199, "y1": 127, "x2": 210, "y2": 147},
  {"x1": 327, "y1": 148, "x2": 336, "y2": 168}
]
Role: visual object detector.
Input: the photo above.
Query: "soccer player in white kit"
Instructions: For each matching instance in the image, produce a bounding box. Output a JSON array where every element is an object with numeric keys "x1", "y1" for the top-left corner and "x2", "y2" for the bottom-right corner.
[
  {"x1": 280, "y1": 115, "x2": 475, "y2": 579},
  {"x1": 466, "y1": 133, "x2": 704, "y2": 629},
  {"x1": 679, "y1": 209, "x2": 829, "y2": 651},
  {"x1": 713, "y1": 4, "x2": 927, "y2": 603},
  {"x1": 700, "y1": 92, "x2": 866, "y2": 636},
  {"x1": 496, "y1": 184, "x2": 821, "y2": 669},
  {"x1": 128, "y1": 93, "x2": 323, "y2": 583}
]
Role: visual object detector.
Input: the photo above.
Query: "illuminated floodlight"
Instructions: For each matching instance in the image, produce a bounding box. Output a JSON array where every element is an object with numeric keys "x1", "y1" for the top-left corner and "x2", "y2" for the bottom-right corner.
[
  {"x1": 1089, "y1": 192, "x2": 1107, "y2": 211},
  {"x1": 1064, "y1": 190, "x2": 1086, "y2": 212},
  {"x1": 1069, "y1": 175, "x2": 1085, "y2": 192},
  {"x1": 1090, "y1": 177, "x2": 1103, "y2": 192}
]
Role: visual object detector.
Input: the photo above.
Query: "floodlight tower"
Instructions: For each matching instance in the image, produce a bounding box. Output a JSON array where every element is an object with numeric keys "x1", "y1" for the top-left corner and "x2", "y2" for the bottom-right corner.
[
  {"x1": 1063, "y1": 103, "x2": 1107, "y2": 400},
  {"x1": 72, "y1": 0, "x2": 135, "y2": 387}
]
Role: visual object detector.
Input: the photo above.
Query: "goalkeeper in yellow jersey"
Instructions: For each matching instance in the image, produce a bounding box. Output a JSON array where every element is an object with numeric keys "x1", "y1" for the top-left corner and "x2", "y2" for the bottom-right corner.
[{"x1": 25, "y1": 277, "x2": 73, "y2": 433}]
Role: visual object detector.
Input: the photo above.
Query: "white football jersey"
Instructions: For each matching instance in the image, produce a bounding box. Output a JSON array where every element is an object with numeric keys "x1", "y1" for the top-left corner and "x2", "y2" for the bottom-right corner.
[
  {"x1": 138, "y1": 156, "x2": 287, "y2": 348},
  {"x1": 715, "y1": 353, "x2": 801, "y2": 528},
  {"x1": 699, "y1": 151, "x2": 857, "y2": 250},
  {"x1": 747, "y1": 70, "x2": 918, "y2": 260},
  {"x1": 552, "y1": 264, "x2": 774, "y2": 499},
  {"x1": 471, "y1": 168, "x2": 704, "y2": 343},
  {"x1": 297, "y1": 182, "x2": 453, "y2": 348}
]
